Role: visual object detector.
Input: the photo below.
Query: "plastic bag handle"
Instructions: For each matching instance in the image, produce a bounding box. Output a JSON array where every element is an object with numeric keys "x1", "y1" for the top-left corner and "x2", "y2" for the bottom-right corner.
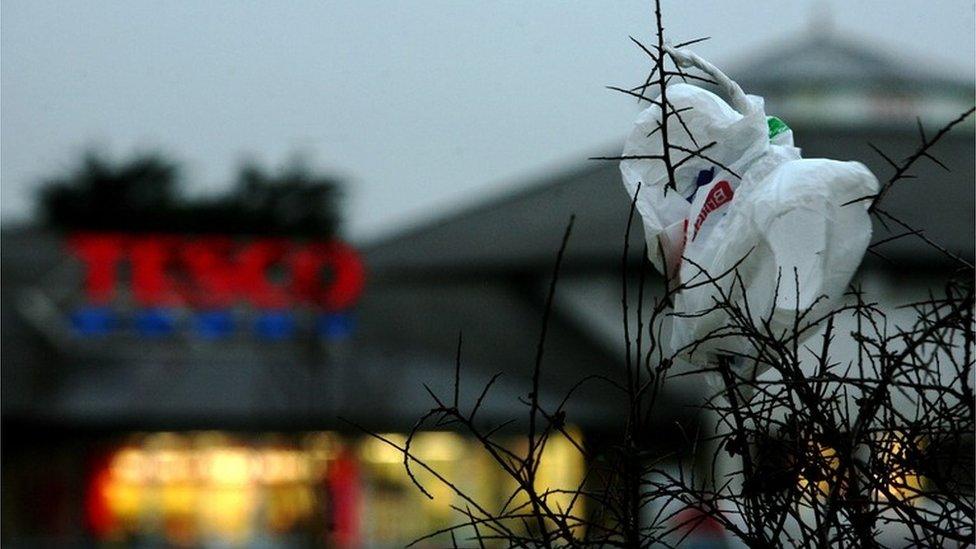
[{"x1": 664, "y1": 46, "x2": 753, "y2": 116}]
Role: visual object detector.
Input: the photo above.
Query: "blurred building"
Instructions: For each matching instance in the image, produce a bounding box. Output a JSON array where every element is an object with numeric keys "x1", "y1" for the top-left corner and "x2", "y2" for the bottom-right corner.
[{"x1": 2, "y1": 31, "x2": 973, "y2": 547}]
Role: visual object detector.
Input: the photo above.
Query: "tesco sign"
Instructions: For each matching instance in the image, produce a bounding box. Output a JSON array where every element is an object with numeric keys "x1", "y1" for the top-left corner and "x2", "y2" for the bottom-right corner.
[{"x1": 67, "y1": 233, "x2": 365, "y2": 341}]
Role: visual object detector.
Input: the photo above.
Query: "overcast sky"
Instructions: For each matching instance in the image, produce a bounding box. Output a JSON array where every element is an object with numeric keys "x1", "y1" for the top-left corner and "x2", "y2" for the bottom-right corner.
[{"x1": 2, "y1": 1, "x2": 973, "y2": 242}]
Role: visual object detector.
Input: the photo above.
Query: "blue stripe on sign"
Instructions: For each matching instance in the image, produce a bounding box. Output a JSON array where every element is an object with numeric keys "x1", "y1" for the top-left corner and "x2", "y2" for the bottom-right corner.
[
  {"x1": 255, "y1": 310, "x2": 295, "y2": 341},
  {"x1": 195, "y1": 310, "x2": 234, "y2": 339},
  {"x1": 317, "y1": 311, "x2": 355, "y2": 341},
  {"x1": 70, "y1": 306, "x2": 115, "y2": 336},
  {"x1": 135, "y1": 308, "x2": 177, "y2": 337}
]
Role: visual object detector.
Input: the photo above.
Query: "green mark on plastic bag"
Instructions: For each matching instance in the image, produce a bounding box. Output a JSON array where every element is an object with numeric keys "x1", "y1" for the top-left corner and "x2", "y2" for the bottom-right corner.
[{"x1": 767, "y1": 116, "x2": 790, "y2": 140}]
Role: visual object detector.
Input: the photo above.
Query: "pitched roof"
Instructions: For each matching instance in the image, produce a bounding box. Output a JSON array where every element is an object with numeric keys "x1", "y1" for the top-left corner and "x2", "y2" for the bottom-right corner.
[
  {"x1": 728, "y1": 33, "x2": 974, "y2": 128},
  {"x1": 365, "y1": 33, "x2": 974, "y2": 274},
  {"x1": 733, "y1": 34, "x2": 958, "y2": 88}
]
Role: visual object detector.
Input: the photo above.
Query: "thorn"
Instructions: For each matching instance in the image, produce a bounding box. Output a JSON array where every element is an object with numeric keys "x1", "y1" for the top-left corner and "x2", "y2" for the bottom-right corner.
[
  {"x1": 628, "y1": 35, "x2": 658, "y2": 60},
  {"x1": 867, "y1": 142, "x2": 899, "y2": 170},
  {"x1": 673, "y1": 36, "x2": 711, "y2": 49},
  {"x1": 606, "y1": 85, "x2": 659, "y2": 104},
  {"x1": 915, "y1": 116, "x2": 927, "y2": 144},
  {"x1": 921, "y1": 152, "x2": 950, "y2": 172}
]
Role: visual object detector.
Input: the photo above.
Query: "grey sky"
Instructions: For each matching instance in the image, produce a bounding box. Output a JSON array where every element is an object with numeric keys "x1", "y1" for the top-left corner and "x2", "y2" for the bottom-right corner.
[{"x1": 2, "y1": 1, "x2": 973, "y2": 242}]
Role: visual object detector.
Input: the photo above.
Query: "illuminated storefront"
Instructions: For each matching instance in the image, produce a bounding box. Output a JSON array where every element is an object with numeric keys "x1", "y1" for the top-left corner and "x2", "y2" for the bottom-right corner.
[
  {"x1": 1, "y1": 227, "x2": 623, "y2": 547},
  {"x1": 85, "y1": 430, "x2": 584, "y2": 547}
]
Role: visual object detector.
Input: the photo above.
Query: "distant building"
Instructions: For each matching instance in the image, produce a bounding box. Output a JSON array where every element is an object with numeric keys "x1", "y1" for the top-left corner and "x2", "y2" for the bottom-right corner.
[{"x1": 2, "y1": 32, "x2": 973, "y2": 546}]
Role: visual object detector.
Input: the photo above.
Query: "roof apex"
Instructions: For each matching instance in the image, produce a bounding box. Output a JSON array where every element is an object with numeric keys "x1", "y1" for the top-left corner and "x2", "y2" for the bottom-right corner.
[{"x1": 729, "y1": 32, "x2": 970, "y2": 90}]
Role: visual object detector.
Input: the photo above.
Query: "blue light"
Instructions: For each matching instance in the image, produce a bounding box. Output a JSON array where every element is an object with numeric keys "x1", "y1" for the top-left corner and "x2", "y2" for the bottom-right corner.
[
  {"x1": 70, "y1": 306, "x2": 115, "y2": 336},
  {"x1": 195, "y1": 310, "x2": 234, "y2": 340},
  {"x1": 134, "y1": 308, "x2": 177, "y2": 337},
  {"x1": 318, "y1": 311, "x2": 355, "y2": 341},
  {"x1": 255, "y1": 310, "x2": 295, "y2": 340}
]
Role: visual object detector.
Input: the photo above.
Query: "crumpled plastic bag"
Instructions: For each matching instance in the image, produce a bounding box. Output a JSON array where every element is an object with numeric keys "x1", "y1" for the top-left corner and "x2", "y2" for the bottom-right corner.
[{"x1": 620, "y1": 47, "x2": 879, "y2": 379}]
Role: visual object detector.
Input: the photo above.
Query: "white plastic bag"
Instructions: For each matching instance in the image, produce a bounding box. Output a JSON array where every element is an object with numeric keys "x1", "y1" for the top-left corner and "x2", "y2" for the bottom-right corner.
[{"x1": 620, "y1": 47, "x2": 879, "y2": 379}]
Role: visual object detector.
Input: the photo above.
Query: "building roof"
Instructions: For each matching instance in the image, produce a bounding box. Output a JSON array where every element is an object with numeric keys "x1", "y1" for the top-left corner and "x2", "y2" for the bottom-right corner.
[
  {"x1": 366, "y1": 33, "x2": 975, "y2": 275},
  {"x1": 734, "y1": 33, "x2": 958, "y2": 88},
  {"x1": 365, "y1": 133, "x2": 974, "y2": 275},
  {"x1": 729, "y1": 33, "x2": 975, "y2": 128}
]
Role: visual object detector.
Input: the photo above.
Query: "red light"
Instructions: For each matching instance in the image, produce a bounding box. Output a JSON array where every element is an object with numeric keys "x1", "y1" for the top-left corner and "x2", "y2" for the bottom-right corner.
[
  {"x1": 236, "y1": 239, "x2": 290, "y2": 309},
  {"x1": 327, "y1": 448, "x2": 361, "y2": 548},
  {"x1": 84, "y1": 452, "x2": 117, "y2": 539},
  {"x1": 291, "y1": 240, "x2": 365, "y2": 312},
  {"x1": 130, "y1": 236, "x2": 177, "y2": 307},
  {"x1": 68, "y1": 233, "x2": 366, "y2": 311},
  {"x1": 69, "y1": 234, "x2": 124, "y2": 305},
  {"x1": 180, "y1": 236, "x2": 238, "y2": 308}
]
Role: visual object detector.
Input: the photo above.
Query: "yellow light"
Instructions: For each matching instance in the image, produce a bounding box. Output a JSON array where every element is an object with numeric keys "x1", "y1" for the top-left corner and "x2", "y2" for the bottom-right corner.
[
  {"x1": 110, "y1": 447, "x2": 148, "y2": 485},
  {"x1": 305, "y1": 432, "x2": 340, "y2": 479},
  {"x1": 265, "y1": 483, "x2": 315, "y2": 533},
  {"x1": 197, "y1": 445, "x2": 259, "y2": 544},
  {"x1": 361, "y1": 434, "x2": 407, "y2": 464},
  {"x1": 198, "y1": 484, "x2": 257, "y2": 544},
  {"x1": 154, "y1": 449, "x2": 193, "y2": 484},
  {"x1": 797, "y1": 443, "x2": 839, "y2": 499},
  {"x1": 104, "y1": 477, "x2": 143, "y2": 526},
  {"x1": 94, "y1": 429, "x2": 592, "y2": 546},
  {"x1": 202, "y1": 447, "x2": 254, "y2": 486},
  {"x1": 412, "y1": 432, "x2": 465, "y2": 462},
  {"x1": 257, "y1": 449, "x2": 311, "y2": 484},
  {"x1": 534, "y1": 426, "x2": 586, "y2": 521},
  {"x1": 100, "y1": 433, "x2": 332, "y2": 545},
  {"x1": 159, "y1": 482, "x2": 196, "y2": 519},
  {"x1": 879, "y1": 433, "x2": 925, "y2": 503},
  {"x1": 304, "y1": 432, "x2": 340, "y2": 461}
]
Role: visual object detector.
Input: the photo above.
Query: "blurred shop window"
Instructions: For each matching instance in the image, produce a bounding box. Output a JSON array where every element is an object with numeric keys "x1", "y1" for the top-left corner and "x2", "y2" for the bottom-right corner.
[{"x1": 84, "y1": 429, "x2": 585, "y2": 547}]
